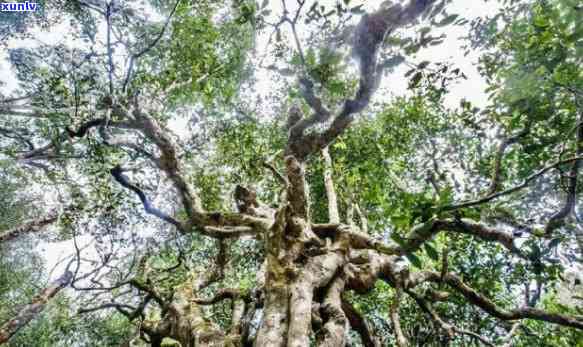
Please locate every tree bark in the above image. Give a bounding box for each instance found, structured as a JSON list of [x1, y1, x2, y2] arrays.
[[342, 299, 381, 347], [389, 287, 408, 347], [316, 276, 348, 347], [322, 147, 339, 224]]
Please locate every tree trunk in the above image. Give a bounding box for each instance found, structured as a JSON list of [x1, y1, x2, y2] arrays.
[[254, 170, 350, 346]]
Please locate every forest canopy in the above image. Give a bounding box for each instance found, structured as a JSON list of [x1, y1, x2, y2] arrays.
[[0, 0, 582, 346]]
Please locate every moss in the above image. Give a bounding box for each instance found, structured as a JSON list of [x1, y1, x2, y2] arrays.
[[161, 337, 182, 346]]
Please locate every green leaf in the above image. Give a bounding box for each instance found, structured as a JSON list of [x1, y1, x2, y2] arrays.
[[533, 15, 548, 28], [391, 232, 406, 246], [391, 214, 410, 230], [406, 253, 422, 268], [531, 244, 541, 259], [381, 55, 405, 70], [435, 14, 459, 27], [350, 5, 365, 14], [404, 68, 416, 77], [333, 141, 347, 150], [424, 243, 439, 261], [548, 238, 561, 249], [326, 80, 345, 95], [409, 71, 423, 88], [417, 61, 430, 69], [419, 26, 431, 36]]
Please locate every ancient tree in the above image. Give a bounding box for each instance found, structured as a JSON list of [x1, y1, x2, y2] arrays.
[[0, 0, 582, 346]]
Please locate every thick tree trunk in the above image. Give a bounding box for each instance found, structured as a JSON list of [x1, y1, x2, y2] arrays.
[[255, 157, 349, 346], [0, 271, 72, 344], [256, 239, 348, 346]]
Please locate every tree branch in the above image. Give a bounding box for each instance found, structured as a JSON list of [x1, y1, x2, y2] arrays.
[[0, 126, 34, 149], [202, 225, 257, 239], [193, 288, 245, 305], [322, 146, 339, 223], [262, 161, 288, 186], [545, 113, 582, 235], [16, 118, 136, 160], [409, 271, 583, 330], [406, 288, 495, 346], [132, 109, 203, 220], [487, 127, 529, 195], [443, 155, 583, 211], [105, 2, 115, 96], [389, 286, 409, 347], [0, 211, 60, 243], [341, 299, 381, 347], [122, 0, 181, 92], [0, 271, 73, 344], [110, 165, 186, 231], [317, 275, 348, 346], [287, 1, 437, 160]]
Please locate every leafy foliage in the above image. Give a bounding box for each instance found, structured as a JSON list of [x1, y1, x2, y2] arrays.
[[0, 0, 582, 345]]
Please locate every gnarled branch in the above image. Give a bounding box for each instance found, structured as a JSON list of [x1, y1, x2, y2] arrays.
[[287, 1, 438, 160], [110, 165, 186, 231], [408, 271, 583, 330]]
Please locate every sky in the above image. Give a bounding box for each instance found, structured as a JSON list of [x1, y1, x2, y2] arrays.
[[0, 0, 502, 279], [0, 0, 500, 104], [252, 0, 500, 109]]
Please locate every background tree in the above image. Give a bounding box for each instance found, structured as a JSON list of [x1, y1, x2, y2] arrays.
[[0, 0, 582, 346]]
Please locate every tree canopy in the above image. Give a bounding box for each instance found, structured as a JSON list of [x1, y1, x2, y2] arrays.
[[0, 0, 582, 346]]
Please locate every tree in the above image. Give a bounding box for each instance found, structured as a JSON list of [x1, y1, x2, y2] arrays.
[[0, 0, 582, 346]]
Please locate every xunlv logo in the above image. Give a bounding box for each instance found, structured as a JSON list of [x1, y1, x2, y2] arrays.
[[1, 2, 37, 11]]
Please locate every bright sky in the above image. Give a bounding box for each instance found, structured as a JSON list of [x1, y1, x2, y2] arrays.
[[0, 0, 501, 279], [256, 0, 500, 109]]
